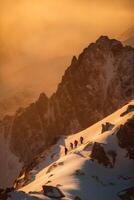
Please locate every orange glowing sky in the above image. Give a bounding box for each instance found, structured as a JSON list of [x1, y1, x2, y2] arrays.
[[0, 0, 134, 97]]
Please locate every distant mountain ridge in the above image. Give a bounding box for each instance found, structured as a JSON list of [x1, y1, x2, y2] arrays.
[[0, 90, 37, 120], [0, 36, 134, 188]]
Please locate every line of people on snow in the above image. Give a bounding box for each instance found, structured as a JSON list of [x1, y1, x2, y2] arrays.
[[64, 136, 84, 155]]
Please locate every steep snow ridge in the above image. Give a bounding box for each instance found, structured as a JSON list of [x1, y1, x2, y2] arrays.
[[9, 100, 134, 200], [67, 100, 134, 145]]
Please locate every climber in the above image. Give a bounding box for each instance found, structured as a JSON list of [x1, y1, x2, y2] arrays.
[[74, 140, 78, 148], [64, 147, 68, 155], [80, 136, 84, 144], [70, 142, 73, 150]]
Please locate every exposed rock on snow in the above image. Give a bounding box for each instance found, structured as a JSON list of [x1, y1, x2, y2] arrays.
[[42, 185, 65, 198], [46, 162, 64, 174], [90, 142, 112, 167], [75, 169, 85, 176], [116, 116, 134, 159], [101, 122, 114, 133], [120, 104, 134, 116], [13, 157, 40, 189], [107, 150, 117, 167]]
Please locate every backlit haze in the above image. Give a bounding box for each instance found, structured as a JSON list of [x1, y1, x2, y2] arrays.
[[0, 0, 134, 98]]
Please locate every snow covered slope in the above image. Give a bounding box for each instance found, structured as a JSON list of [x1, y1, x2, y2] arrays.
[[8, 100, 134, 200]]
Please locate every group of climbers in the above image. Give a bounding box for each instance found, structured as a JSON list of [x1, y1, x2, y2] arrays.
[[64, 136, 84, 155]]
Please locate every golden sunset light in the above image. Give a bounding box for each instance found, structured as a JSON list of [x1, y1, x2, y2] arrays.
[[0, 0, 133, 96], [0, 1, 134, 199]]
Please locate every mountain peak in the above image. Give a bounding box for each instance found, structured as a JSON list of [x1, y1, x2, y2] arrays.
[[96, 35, 122, 47], [38, 92, 48, 102], [36, 92, 48, 111], [71, 56, 77, 65], [96, 35, 110, 43]]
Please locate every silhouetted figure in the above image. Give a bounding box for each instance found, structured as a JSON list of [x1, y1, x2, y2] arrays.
[[64, 147, 68, 155], [74, 140, 78, 148], [80, 136, 84, 144], [70, 142, 73, 150]]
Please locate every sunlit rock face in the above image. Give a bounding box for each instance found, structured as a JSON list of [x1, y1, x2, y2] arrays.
[[51, 36, 134, 133], [0, 36, 134, 187]]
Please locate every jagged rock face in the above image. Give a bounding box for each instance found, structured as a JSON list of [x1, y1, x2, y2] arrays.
[[1, 36, 134, 187], [104, 45, 134, 115], [51, 36, 134, 133], [116, 116, 134, 159], [10, 93, 53, 163]]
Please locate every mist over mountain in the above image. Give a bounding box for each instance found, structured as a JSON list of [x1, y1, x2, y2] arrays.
[[0, 36, 134, 190], [1, 0, 133, 99], [0, 90, 37, 120], [120, 25, 134, 47], [1, 25, 133, 122]]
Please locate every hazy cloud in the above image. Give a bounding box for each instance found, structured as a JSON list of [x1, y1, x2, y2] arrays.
[[0, 0, 133, 97]]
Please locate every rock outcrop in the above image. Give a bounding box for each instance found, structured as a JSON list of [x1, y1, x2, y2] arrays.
[[120, 104, 134, 116], [90, 142, 112, 167], [117, 116, 134, 159], [101, 122, 114, 133], [42, 185, 65, 198]]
